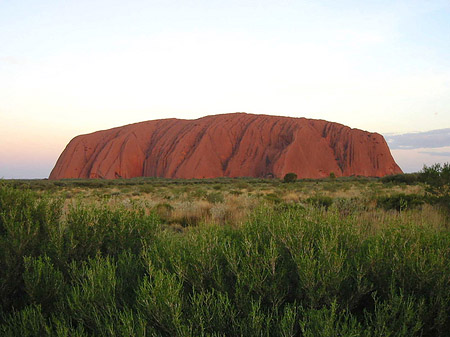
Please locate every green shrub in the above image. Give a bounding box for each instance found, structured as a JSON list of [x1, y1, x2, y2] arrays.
[[66, 256, 119, 332], [138, 184, 154, 194], [376, 193, 424, 211], [176, 214, 204, 227], [235, 182, 249, 189], [206, 191, 224, 204], [154, 203, 174, 222], [381, 173, 421, 185], [421, 163, 450, 212], [136, 271, 187, 335], [188, 290, 237, 335], [190, 188, 208, 199], [306, 195, 333, 210], [0, 185, 62, 312], [1, 182, 450, 335], [363, 288, 424, 336], [274, 202, 305, 213], [299, 301, 363, 336], [23, 255, 64, 313], [0, 305, 49, 337], [265, 192, 283, 204], [283, 173, 297, 183], [229, 189, 243, 196], [334, 197, 368, 216]]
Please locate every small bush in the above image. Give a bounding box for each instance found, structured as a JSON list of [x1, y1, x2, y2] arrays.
[[381, 173, 420, 185], [154, 203, 174, 222], [190, 189, 208, 199], [229, 190, 243, 196], [206, 192, 224, 204], [334, 197, 368, 216], [306, 195, 333, 210], [265, 193, 283, 204], [274, 202, 305, 212], [23, 255, 64, 313], [421, 163, 450, 213], [376, 194, 424, 211], [235, 182, 249, 189], [138, 185, 154, 194], [283, 173, 297, 183]]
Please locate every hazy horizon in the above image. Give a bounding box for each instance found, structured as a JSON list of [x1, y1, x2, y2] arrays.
[[1, 0, 449, 178], [1, 114, 448, 179]]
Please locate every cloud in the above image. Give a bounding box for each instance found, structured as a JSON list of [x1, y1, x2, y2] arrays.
[[419, 151, 450, 157], [385, 128, 450, 149], [385, 129, 450, 172], [0, 56, 24, 65], [391, 146, 450, 173]]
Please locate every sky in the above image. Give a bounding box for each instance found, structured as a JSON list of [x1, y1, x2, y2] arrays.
[[1, 0, 450, 178]]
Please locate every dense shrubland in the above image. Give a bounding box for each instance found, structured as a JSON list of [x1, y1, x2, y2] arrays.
[[0, 171, 449, 336]]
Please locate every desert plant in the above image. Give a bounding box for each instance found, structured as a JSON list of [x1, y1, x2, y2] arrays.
[[381, 173, 421, 185], [136, 270, 187, 335], [283, 173, 297, 183], [206, 191, 224, 204], [265, 192, 283, 204], [154, 202, 174, 222], [306, 195, 333, 210], [421, 163, 450, 212], [23, 255, 64, 313], [376, 193, 424, 212], [1, 180, 449, 335]]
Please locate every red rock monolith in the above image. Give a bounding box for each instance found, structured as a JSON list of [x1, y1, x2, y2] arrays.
[[49, 113, 402, 179]]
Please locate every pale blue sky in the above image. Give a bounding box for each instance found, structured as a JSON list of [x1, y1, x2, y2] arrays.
[[1, 0, 450, 178]]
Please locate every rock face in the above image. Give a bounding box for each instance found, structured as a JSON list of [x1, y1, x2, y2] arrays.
[[49, 113, 402, 179]]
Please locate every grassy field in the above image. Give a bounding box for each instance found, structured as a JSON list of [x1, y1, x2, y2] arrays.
[[0, 176, 449, 336]]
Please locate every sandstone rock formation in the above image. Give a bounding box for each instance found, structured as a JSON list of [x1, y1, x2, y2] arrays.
[[49, 113, 402, 179]]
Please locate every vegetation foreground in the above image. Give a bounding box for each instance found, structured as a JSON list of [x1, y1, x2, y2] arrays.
[[0, 171, 449, 336]]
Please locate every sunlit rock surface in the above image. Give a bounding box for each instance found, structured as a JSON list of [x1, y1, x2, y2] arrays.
[[50, 113, 402, 179]]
